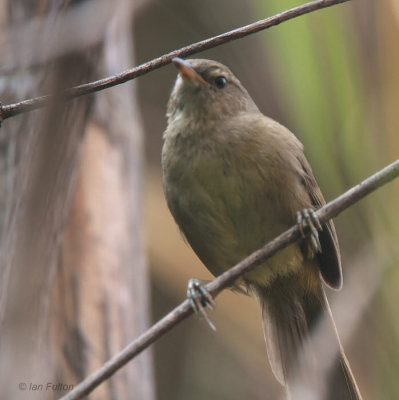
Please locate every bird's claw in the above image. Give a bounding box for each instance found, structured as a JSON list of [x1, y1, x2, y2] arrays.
[[296, 208, 322, 253], [187, 279, 216, 331]]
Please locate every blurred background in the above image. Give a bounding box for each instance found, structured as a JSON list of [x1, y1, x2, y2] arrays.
[[0, 0, 398, 399], [135, 0, 399, 399]]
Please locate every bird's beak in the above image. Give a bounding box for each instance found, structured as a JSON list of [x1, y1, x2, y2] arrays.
[[172, 57, 208, 86]]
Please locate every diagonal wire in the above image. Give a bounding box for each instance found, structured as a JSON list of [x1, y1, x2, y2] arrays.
[[0, 0, 351, 122], [59, 158, 399, 400]]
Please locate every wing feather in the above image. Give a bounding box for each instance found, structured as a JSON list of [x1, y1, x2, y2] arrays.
[[297, 154, 342, 289]]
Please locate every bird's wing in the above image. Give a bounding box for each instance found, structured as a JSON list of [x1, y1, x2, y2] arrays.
[[297, 153, 342, 289]]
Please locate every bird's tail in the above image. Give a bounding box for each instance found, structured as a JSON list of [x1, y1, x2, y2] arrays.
[[254, 272, 362, 400]]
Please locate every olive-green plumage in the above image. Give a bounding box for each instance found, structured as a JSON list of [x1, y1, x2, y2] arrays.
[[162, 58, 362, 399]]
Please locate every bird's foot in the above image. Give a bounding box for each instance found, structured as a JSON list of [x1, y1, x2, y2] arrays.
[[296, 208, 322, 253], [187, 279, 216, 331]]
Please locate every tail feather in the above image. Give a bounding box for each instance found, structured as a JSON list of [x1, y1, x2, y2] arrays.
[[254, 272, 362, 400]]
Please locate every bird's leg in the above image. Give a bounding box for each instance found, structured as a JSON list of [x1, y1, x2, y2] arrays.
[[296, 208, 322, 253], [187, 279, 217, 331]]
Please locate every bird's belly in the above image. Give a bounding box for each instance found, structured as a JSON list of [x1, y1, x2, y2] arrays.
[[243, 244, 304, 287], [166, 160, 304, 287]]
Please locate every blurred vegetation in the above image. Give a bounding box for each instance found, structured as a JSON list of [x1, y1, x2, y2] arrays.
[[134, 0, 399, 399]]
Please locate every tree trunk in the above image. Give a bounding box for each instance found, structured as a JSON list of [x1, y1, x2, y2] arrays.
[[0, 1, 154, 399]]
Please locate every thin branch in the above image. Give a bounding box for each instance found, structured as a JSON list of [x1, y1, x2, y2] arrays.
[[0, 0, 351, 121], [60, 158, 399, 400]]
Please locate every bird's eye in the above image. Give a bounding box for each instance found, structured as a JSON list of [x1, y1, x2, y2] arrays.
[[215, 76, 227, 89]]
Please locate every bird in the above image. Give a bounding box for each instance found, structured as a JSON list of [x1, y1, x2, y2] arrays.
[[161, 57, 362, 400]]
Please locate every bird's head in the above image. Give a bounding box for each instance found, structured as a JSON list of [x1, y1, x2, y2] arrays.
[[167, 58, 258, 123]]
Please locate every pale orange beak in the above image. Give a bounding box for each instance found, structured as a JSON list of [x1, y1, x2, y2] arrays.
[[172, 57, 208, 86]]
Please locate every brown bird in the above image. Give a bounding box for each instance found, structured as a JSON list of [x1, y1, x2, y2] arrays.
[[162, 57, 362, 399]]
